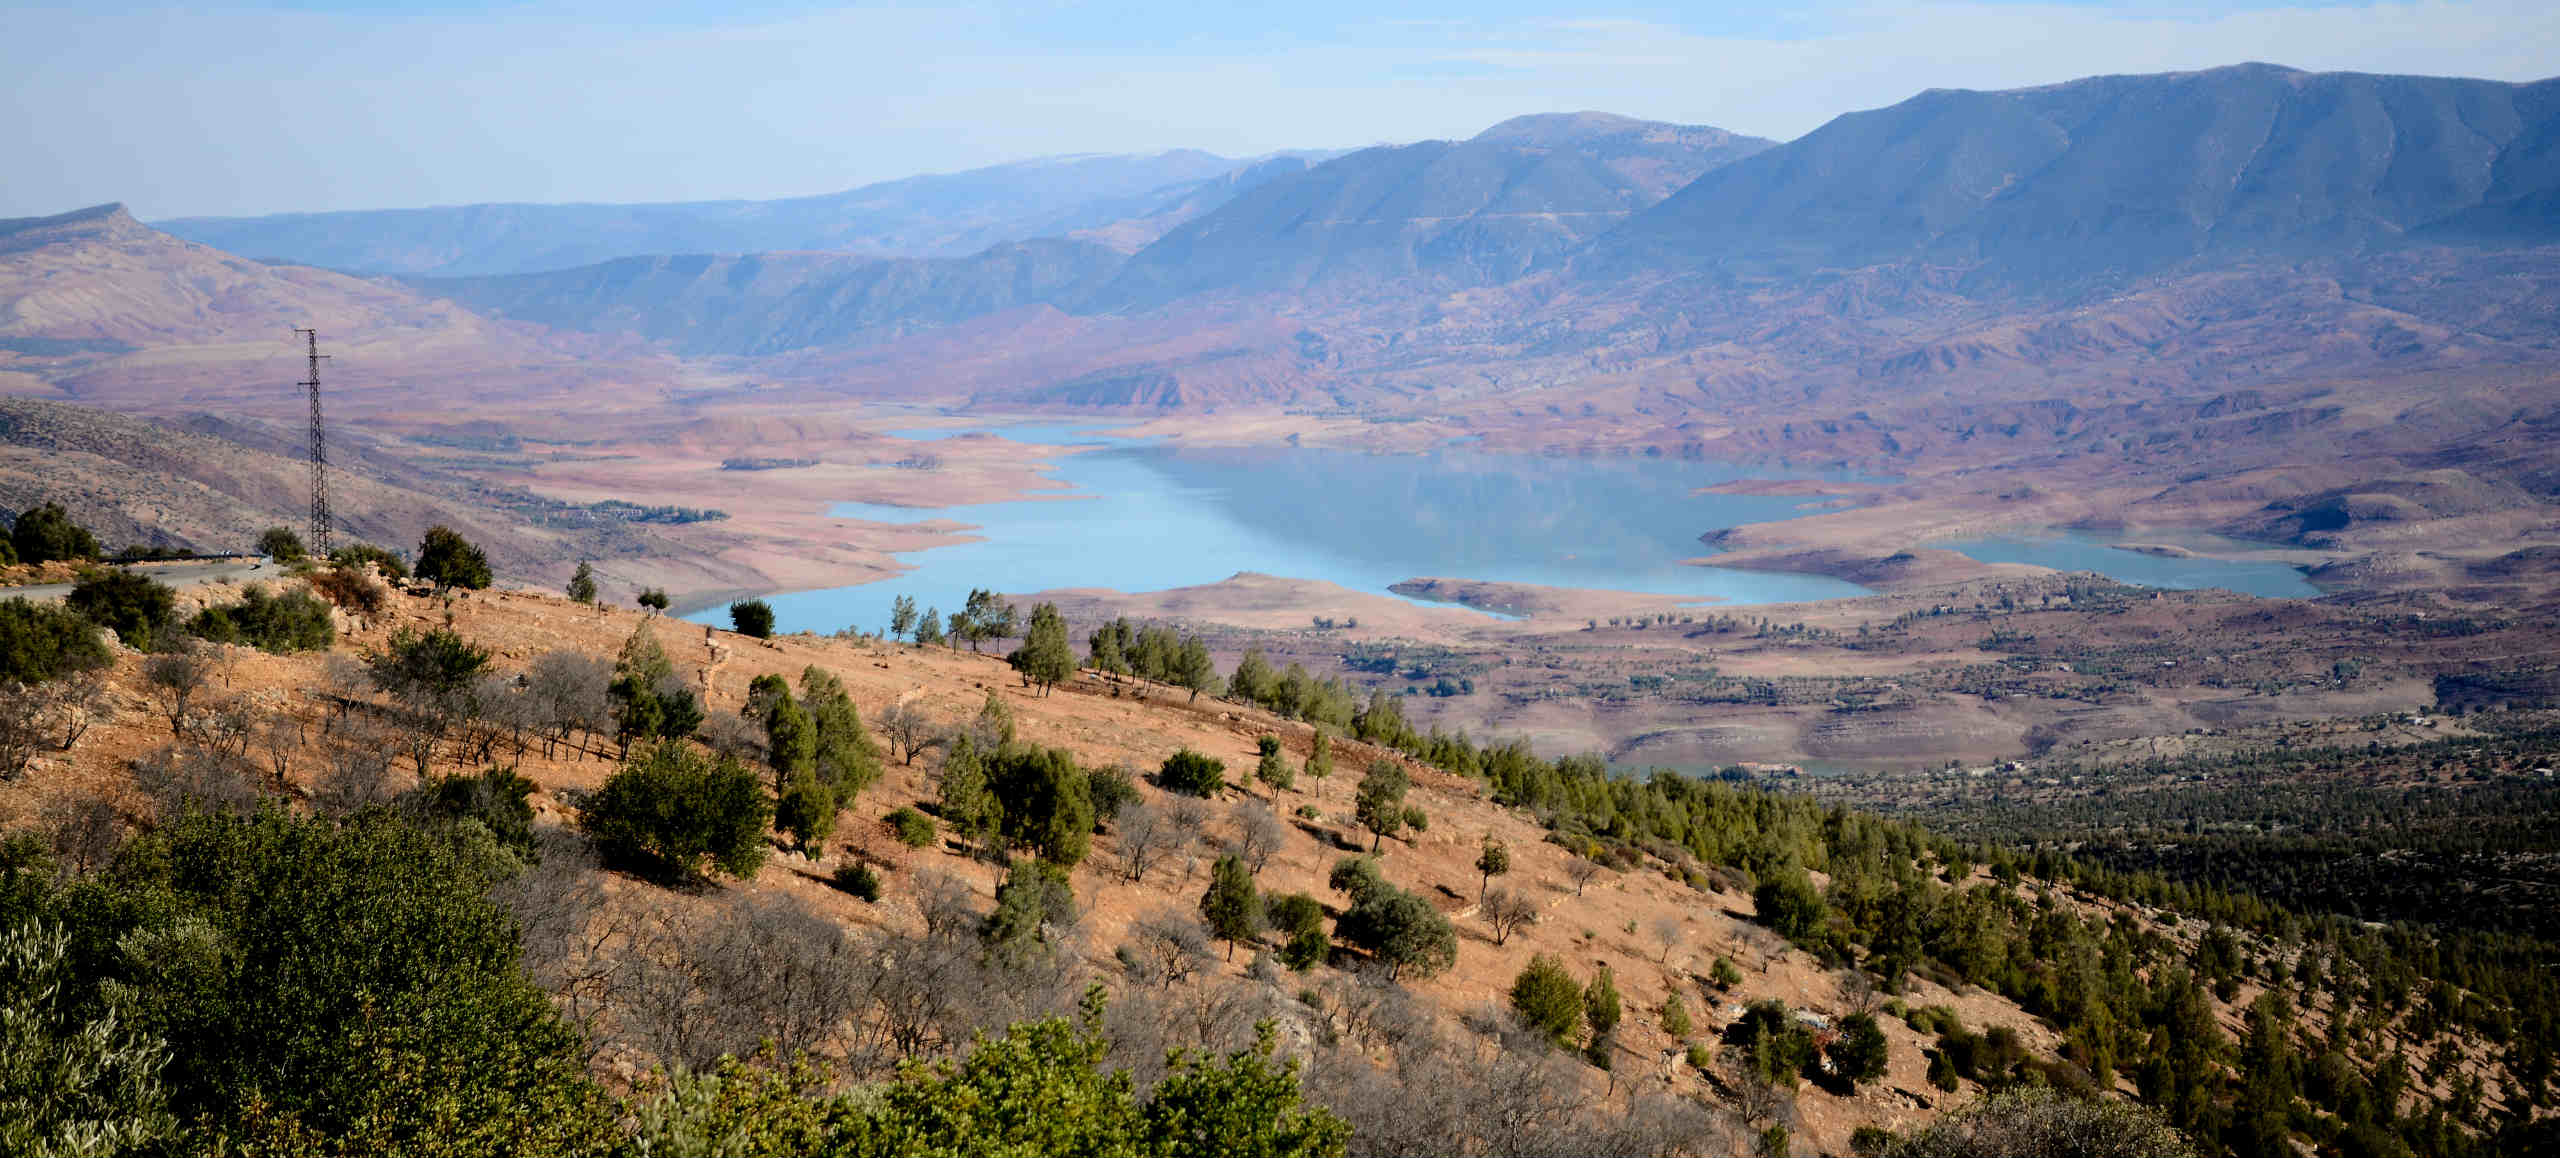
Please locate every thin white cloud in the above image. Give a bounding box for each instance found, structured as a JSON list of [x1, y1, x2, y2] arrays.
[[0, 1, 2548, 218]]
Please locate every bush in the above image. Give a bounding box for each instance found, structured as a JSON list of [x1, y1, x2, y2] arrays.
[[774, 773, 837, 855], [887, 806, 938, 848], [1157, 749, 1226, 798], [990, 744, 1093, 867], [11, 502, 99, 565], [730, 598, 776, 639], [414, 525, 492, 590], [1086, 763, 1139, 827], [1510, 954, 1586, 1048], [1264, 891, 1329, 972], [1583, 964, 1622, 1038], [1833, 1012, 1891, 1088], [1333, 879, 1456, 981], [1886, 1087, 2198, 1158], [835, 862, 883, 902], [308, 566, 388, 622], [1711, 955, 1744, 990], [578, 741, 772, 882], [1752, 867, 1827, 944], [20, 807, 612, 1151], [404, 766, 539, 858], [636, 588, 670, 612], [1732, 1000, 1818, 1088], [65, 569, 176, 651], [1851, 1125, 1898, 1158], [329, 542, 408, 580], [257, 526, 306, 562], [187, 585, 334, 653], [0, 598, 108, 684]]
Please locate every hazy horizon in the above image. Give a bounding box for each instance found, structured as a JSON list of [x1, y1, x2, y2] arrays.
[[5, 0, 2555, 220]]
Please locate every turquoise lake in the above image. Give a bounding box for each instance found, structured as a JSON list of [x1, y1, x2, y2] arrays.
[[688, 425, 2316, 635]]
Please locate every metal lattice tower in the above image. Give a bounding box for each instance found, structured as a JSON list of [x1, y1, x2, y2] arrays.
[[293, 328, 332, 558]]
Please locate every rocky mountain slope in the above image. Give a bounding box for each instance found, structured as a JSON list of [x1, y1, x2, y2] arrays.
[[1594, 63, 2560, 285], [1097, 114, 1773, 306]]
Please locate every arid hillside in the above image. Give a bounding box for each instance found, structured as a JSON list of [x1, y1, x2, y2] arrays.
[[4, 576, 2539, 1155]]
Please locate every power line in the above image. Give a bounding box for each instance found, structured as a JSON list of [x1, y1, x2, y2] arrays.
[[293, 327, 332, 558]]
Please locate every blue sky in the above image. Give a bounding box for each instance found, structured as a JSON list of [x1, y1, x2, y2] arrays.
[[4, 1, 2552, 218]]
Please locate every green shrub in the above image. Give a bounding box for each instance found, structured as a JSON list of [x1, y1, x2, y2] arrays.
[[835, 862, 883, 902], [1832, 1012, 1891, 1088], [406, 766, 539, 858], [414, 525, 491, 590], [1850, 1125, 1897, 1158], [887, 806, 938, 848], [257, 526, 306, 562], [990, 744, 1093, 867], [1333, 879, 1456, 980], [636, 588, 670, 612], [1510, 954, 1586, 1048], [187, 585, 334, 653], [774, 773, 838, 855], [1732, 1000, 1818, 1087], [1157, 748, 1226, 798], [1752, 867, 1828, 944], [327, 543, 408, 580], [1085, 763, 1139, 828], [1711, 955, 1744, 990], [730, 598, 776, 639], [10, 502, 99, 565], [578, 742, 772, 882], [0, 597, 108, 684], [22, 807, 612, 1151], [65, 569, 176, 651]]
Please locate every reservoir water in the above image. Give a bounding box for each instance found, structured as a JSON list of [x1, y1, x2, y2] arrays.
[[690, 425, 2315, 635]]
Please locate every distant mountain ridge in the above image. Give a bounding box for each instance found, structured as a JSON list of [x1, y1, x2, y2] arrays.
[[1098, 113, 1774, 305], [412, 238, 1126, 357], [1594, 63, 2560, 284], [154, 149, 1332, 277]]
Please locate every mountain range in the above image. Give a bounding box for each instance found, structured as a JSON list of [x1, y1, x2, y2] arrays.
[[154, 149, 1332, 276], [1599, 63, 2560, 281], [8, 63, 2560, 404]]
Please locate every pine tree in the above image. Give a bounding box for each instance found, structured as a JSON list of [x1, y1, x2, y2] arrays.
[[1199, 853, 1262, 961], [1175, 637, 1218, 704], [889, 594, 917, 642], [1305, 729, 1333, 785], [1475, 835, 1511, 903], [566, 561, 597, 604], [914, 606, 945, 647], [1010, 602, 1075, 695], [1254, 734, 1293, 795], [414, 524, 492, 590], [1355, 763, 1409, 853], [1584, 964, 1623, 1039], [801, 666, 882, 802]]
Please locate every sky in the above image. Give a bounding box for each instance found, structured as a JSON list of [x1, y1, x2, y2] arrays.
[[4, 0, 2553, 219]]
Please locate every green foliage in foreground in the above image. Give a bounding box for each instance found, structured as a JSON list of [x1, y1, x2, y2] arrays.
[[0, 810, 611, 1156], [0, 597, 108, 684], [625, 998, 1348, 1158], [64, 570, 176, 652]]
